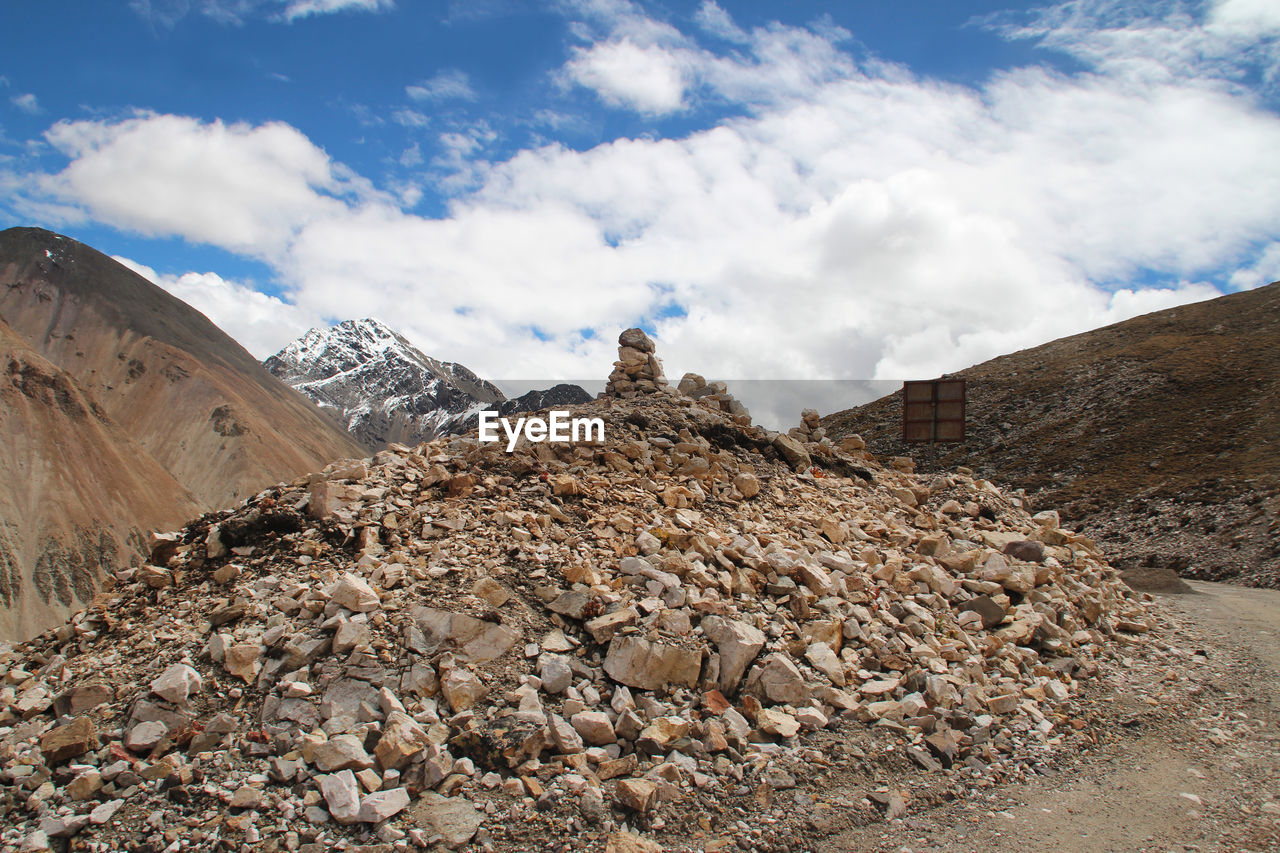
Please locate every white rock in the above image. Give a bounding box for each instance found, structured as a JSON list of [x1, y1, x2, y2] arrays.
[[319, 769, 362, 825], [89, 800, 124, 824], [538, 654, 573, 695], [570, 711, 617, 746], [357, 787, 410, 823], [225, 644, 263, 683], [756, 653, 808, 705], [150, 663, 202, 705], [313, 735, 375, 772], [441, 667, 487, 712], [124, 720, 168, 753], [804, 642, 846, 687], [330, 572, 380, 612], [700, 616, 765, 695]]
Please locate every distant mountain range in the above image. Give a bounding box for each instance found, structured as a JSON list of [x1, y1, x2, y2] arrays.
[[824, 281, 1280, 588], [265, 318, 592, 448], [0, 227, 365, 640]]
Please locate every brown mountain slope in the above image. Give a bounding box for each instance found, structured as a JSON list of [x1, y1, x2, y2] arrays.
[[0, 227, 367, 508], [823, 282, 1280, 587], [0, 318, 202, 639]]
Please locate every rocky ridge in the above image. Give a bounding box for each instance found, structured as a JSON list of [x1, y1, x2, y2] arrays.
[[0, 330, 1158, 852]]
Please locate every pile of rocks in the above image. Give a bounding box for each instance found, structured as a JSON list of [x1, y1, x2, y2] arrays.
[[789, 409, 826, 445], [604, 329, 669, 398], [0, 333, 1157, 853], [674, 374, 750, 425]]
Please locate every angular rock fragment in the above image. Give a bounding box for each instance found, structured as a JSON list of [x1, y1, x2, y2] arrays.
[[150, 663, 202, 705], [319, 769, 362, 824], [39, 717, 98, 765], [330, 572, 380, 612], [603, 635, 702, 692], [409, 792, 485, 849], [700, 616, 765, 695]]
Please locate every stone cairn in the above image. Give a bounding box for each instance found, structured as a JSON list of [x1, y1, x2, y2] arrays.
[[675, 373, 751, 425], [789, 408, 825, 444], [604, 328, 668, 397]]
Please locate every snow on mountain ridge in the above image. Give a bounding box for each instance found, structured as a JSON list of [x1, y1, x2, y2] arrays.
[[266, 317, 594, 450], [264, 318, 507, 449]]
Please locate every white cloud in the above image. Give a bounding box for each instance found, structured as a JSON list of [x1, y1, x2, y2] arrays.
[[1227, 241, 1280, 290], [563, 39, 690, 115], [281, 0, 394, 21], [128, 0, 394, 27], [38, 113, 373, 258], [1209, 0, 1280, 33], [559, 1, 855, 114], [987, 0, 1280, 89], [19, 1, 1280, 403], [406, 70, 477, 103], [426, 123, 498, 193], [10, 94, 40, 114], [399, 142, 423, 168], [112, 256, 321, 357], [694, 1, 749, 44], [391, 109, 430, 128]]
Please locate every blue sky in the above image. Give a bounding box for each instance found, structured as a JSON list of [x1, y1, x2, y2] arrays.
[[2, 0, 1279, 388]]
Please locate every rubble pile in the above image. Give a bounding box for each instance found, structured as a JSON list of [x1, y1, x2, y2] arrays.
[[604, 329, 668, 397], [0, 331, 1157, 852]]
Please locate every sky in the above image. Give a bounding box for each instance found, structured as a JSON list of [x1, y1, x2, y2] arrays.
[[2, 0, 1279, 397]]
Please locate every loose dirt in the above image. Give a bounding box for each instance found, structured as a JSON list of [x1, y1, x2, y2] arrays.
[[819, 581, 1280, 853]]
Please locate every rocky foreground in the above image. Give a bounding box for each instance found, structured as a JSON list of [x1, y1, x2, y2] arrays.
[[0, 332, 1159, 852]]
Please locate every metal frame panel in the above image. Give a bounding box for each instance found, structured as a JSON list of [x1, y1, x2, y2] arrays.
[[901, 378, 966, 443]]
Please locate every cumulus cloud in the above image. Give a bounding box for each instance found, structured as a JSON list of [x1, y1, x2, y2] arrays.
[[406, 70, 477, 103], [563, 39, 690, 115], [113, 256, 320, 357], [559, 0, 855, 113], [1208, 0, 1280, 33], [694, 1, 749, 44], [19, 0, 1280, 404], [1227, 241, 1280, 290], [37, 113, 375, 258]]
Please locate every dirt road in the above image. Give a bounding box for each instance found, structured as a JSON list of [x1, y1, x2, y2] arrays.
[[819, 581, 1280, 853]]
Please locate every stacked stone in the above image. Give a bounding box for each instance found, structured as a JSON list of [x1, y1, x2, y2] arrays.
[[604, 328, 668, 397], [676, 373, 751, 424], [789, 408, 825, 443]]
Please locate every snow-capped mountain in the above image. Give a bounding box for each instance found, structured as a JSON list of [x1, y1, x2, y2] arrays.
[[264, 318, 508, 449]]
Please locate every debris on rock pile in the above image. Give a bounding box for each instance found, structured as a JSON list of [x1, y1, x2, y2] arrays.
[[0, 330, 1157, 852]]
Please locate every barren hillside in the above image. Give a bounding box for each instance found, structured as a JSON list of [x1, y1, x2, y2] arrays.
[[823, 282, 1280, 587], [0, 227, 366, 508], [0, 319, 201, 639], [0, 227, 366, 640]]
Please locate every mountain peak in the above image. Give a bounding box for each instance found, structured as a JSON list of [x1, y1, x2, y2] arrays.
[[265, 320, 508, 448]]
